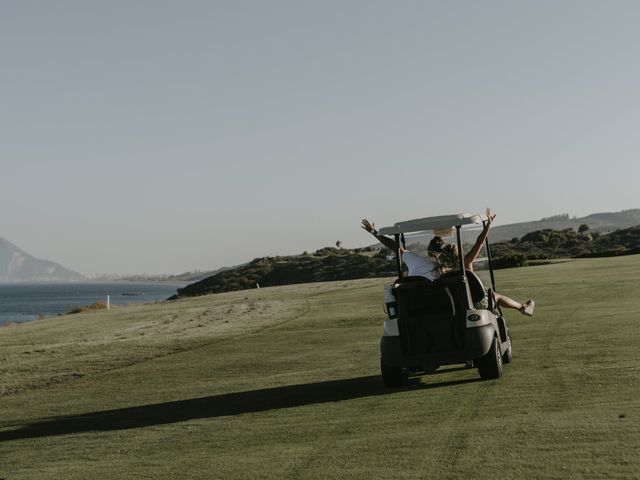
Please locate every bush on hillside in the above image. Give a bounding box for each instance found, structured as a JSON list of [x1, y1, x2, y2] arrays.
[[66, 301, 109, 315], [490, 225, 640, 265], [491, 254, 528, 269]]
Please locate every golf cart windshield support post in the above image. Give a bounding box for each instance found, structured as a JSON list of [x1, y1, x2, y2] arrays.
[[484, 232, 503, 315], [394, 234, 403, 278], [456, 226, 464, 273], [484, 233, 497, 291], [456, 226, 473, 310]]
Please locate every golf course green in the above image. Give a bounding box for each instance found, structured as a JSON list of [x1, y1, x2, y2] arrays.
[[1, 256, 638, 479]]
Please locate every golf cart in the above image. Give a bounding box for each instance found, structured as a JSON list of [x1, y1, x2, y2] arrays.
[[378, 213, 512, 387]]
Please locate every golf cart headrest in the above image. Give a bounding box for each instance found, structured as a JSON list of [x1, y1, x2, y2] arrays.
[[437, 270, 486, 305]]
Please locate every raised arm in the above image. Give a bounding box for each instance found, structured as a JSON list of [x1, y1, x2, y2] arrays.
[[464, 208, 496, 271], [361, 219, 402, 252]]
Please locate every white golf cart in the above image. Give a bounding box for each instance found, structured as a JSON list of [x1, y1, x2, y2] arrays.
[[378, 213, 512, 386]]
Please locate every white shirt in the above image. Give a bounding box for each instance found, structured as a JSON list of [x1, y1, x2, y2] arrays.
[[402, 251, 440, 281]]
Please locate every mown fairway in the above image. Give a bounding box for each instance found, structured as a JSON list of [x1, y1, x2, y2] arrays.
[[1, 256, 639, 479]]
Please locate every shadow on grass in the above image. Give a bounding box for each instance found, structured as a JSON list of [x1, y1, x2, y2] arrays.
[[0, 374, 479, 441]]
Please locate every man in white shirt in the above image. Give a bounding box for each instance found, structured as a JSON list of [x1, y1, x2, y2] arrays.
[[400, 250, 440, 281]]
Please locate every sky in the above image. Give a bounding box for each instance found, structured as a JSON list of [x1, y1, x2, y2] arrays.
[[2, 0, 639, 275]]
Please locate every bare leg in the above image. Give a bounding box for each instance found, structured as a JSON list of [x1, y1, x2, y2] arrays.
[[494, 292, 533, 314]]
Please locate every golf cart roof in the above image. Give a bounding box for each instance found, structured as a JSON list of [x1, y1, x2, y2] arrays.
[[378, 213, 483, 236]]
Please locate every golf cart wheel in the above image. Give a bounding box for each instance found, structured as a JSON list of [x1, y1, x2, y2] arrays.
[[381, 359, 408, 387], [502, 335, 513, 364], [477, 336, 503, 380]]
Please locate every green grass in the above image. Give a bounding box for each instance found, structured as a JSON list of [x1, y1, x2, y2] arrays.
[[1, 257, 639, 479]]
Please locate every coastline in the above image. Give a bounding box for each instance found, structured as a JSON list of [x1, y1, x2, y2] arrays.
[[0, 281, 187, 326]]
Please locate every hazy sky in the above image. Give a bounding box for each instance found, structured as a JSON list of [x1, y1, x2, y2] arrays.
[[2, 1, 639, 275]]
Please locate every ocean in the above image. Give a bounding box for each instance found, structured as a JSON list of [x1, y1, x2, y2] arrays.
[[0, 282, 184, 326]]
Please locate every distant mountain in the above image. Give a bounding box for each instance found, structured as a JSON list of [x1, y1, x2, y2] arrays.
[[489, 209, 640, 242], [0, 238, 84, 282]]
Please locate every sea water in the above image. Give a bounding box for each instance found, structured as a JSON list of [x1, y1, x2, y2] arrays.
[[0, 282, 184, 326]]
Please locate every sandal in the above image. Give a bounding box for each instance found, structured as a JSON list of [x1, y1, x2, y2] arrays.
[[520, 300, 535, 317]]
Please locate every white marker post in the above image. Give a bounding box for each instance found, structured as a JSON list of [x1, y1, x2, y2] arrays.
[[107, 295, 110, 310]]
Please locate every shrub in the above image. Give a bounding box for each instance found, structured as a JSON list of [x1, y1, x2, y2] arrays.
[[492, 254, 527, 269], [67, 301, 109, 315]]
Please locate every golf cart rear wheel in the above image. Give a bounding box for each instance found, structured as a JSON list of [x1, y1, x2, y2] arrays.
[[381, 359, 408, 387], [477, 336, 503, 380]]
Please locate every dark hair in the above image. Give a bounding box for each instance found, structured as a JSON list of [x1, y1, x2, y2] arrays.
[[428, 236, 459, 274], [439, 243, 459, 270], [427, 236, 445, 256]]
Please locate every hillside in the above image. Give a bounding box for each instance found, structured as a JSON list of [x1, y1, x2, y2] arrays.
[[172, 224, 640, 298], [171, 247, 394, 299], [490, 225, 640, 268], [0, 238, 83, 283], [488, 208, 640, 241]]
